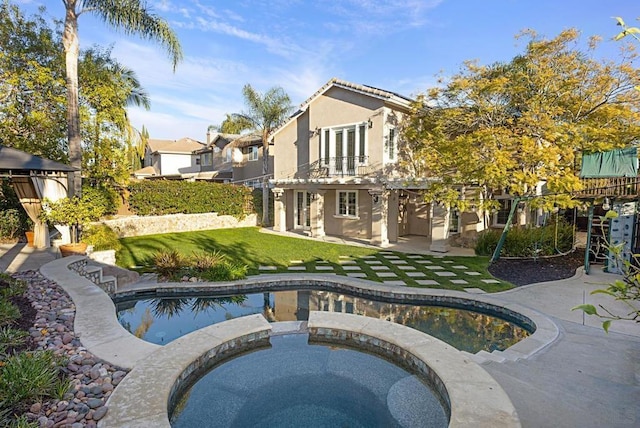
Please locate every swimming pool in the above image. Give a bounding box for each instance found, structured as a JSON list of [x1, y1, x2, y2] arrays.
[[116, 288, 531, 353]]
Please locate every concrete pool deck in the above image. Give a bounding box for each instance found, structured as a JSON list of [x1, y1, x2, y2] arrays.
[[2, 242, 640, 427]]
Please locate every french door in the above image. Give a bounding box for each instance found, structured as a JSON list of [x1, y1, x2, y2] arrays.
[[295, 191, 311, 230]]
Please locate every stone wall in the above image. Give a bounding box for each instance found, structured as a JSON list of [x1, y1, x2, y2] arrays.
[[100, 213, 258, 238]]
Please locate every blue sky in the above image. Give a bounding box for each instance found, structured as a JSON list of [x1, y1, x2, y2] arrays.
[[15, 0, 640, 141]]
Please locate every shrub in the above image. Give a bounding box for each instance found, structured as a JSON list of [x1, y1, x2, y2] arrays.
[[191, 250, 225, 270], [0, 350, 68, 408], [128, 181, 253, 218], [153, 250, 184, 277], [0, 327, 29, 356], [0, 300, 20, 327], [0, 273, 26, 299], [82, 185, 118, 216], [83, 224, 122, 252], [0, 209, 22, 241], [198, 261, 248, 281], [475, 218, 574, 258]]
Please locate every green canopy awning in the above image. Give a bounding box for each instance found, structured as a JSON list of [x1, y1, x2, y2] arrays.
[[580, 147, 638, 178]]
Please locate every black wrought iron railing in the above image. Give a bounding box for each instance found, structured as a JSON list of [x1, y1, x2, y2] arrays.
[[303, 156, 372, 177]]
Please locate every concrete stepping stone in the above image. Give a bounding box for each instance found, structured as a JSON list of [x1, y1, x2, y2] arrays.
[[481, 279, 501, 284], [362, 255, 377, 259], [397, 265, 416, 270], [389, 259, 408, 264], [415, 260, 433, 264], [288, 266, 306, 271], [465, 271, 481, 276], [464, 288, 487, 294], [376, 272, 398, 278], [416, 279, 439, 286], [316, 266, 334, 271], [339, 260, 356, 264], [442, 260, 454, 264], [424, 265, 443, 270], [364, 260, 382, 265], [452, 265, 468, 269], [434, 271, 456, 277], [407, 255, 423, 258], [342, 266, 362, 271], [383, 280, 407, 286], [371, 265, 390, 271], [347, 273, 367, 278], [406, 272, 426, 277], [259, 266, 277, 271], [450, 279, 469, 285], [385, 255, 401, 259]]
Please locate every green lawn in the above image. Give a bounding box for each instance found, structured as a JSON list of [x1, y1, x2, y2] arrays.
[[117, 227, 512, 292]]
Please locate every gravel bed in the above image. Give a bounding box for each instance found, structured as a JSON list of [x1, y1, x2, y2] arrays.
[[12, 271, 129, 428]]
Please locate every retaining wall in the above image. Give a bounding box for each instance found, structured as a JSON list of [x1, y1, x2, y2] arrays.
[[100, 213, 258, 238]]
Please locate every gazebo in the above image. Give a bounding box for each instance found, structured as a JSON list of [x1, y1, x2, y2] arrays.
[[0, 145, 77, 248]]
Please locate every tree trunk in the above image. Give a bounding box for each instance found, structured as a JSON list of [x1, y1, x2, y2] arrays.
[[63, 2, 82, 197], [262, 138, 270, 226]]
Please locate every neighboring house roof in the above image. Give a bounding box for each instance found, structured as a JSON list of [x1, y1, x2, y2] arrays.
[[196, 133, 242, 153], [133, 166, 157, 177], [271, 77, 414, 139], [229, 134, 262, 149], [147, 137, 205, 154], [0, 145, 77, 174]]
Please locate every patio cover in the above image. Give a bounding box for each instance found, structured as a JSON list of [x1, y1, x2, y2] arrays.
[[0, 145, 77, 248]]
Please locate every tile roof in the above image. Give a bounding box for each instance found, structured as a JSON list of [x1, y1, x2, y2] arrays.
[[147, 137, 205, 154]]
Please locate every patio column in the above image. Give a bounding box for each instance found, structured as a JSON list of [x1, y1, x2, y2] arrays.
[[311, 190, 326, 238], [369, 189, 389, 247], [273, 188, 286, 232], [430, 203, 450, 252]]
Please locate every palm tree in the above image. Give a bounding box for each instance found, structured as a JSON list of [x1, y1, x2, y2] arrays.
[[229, 84, 293, 225], [62, 0, 182, 196]]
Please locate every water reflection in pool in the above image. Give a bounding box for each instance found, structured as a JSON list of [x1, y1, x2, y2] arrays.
[[116, 290, 530, 353]]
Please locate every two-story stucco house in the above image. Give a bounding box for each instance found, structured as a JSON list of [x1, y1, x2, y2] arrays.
[[138, 137, 205, 177], [270, 78, 486, 252]]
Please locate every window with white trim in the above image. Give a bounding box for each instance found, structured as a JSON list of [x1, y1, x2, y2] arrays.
[[337, 190, 358, 217], [493, 199, 512, 226], [225, 148, 232, 163], [319, 123, 367, 165], [248, 146, 258, 161]]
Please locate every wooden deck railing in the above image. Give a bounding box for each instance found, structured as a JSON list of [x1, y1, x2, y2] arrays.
[[575, 176, 640, 199]]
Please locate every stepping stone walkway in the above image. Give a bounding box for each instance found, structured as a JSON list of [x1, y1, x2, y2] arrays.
[[255, 252, 503, 290]]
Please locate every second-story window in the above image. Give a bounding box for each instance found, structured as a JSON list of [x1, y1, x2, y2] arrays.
[[319, 123, 368, 173], [248, 146, 259, 161]]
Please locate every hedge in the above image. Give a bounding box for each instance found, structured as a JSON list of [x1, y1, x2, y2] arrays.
[[128, 181, 254, 218]]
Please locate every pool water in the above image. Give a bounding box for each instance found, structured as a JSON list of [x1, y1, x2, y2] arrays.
[[170, 334, 448, 428], [116, 289, 530, 353]]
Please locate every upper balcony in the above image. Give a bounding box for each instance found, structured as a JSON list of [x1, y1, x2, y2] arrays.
[[301, 156, 375, 178]]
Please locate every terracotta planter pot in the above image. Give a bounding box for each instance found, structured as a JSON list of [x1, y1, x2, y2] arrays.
[[25, 231, 34, 247], [59, 242, 88, 257]]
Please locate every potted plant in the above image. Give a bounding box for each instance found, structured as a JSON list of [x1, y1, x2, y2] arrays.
[[42, 195, 106, 257]]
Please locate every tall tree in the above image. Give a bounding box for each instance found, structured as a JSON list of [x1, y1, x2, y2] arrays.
[[209, 114, 253, 135], [0, 1, 67, 160], [402, 29, 640, 212], [62, 0, 182, 196], [79, 46, 150, 187], [228, 84, 293, 225]]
